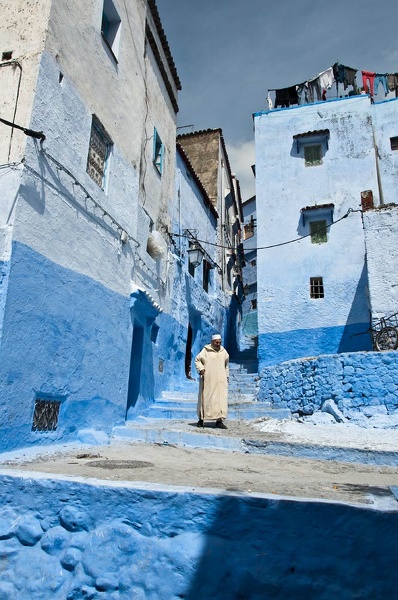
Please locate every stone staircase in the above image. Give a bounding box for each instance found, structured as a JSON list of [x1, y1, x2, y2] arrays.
[[112, 359, 290, 448]]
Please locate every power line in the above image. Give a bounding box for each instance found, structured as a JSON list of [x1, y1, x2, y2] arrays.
[[172, 208, 361, 252], [0, 116, 45, 141]]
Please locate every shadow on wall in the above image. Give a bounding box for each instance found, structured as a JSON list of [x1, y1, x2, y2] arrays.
[[126, 292, 158, 420], [338, 262, 372, 353], [185, 494, 398, 600], [226, 294, 241, 359]]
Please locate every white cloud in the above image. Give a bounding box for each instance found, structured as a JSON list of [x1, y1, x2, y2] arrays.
[[227, 140, 256, 202]]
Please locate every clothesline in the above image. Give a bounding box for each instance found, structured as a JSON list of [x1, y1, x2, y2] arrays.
[[267, 62, 398, 109]]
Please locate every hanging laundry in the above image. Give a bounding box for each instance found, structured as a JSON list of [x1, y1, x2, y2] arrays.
[[387, 74, 398, 97], [267, 92, 273, 110], [322, 88, 327, 101], [274, 86, 299, 108], [307, 77, 322, 103], [374, 74, 389, 96], [296, 82, 309, 105], [318, 67, 335, 90], [344, 67, 357, 91], [333, 63, 358, 93], [333, 62, 345, 84], [362, 71, 376, 96]]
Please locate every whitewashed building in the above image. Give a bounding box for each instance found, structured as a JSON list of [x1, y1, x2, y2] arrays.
[[254, 95, 398, 369]]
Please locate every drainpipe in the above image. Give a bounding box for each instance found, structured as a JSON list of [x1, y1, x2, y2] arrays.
[[371, 117, 384, 206]]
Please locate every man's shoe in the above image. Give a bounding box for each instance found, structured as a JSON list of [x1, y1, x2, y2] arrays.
[[216, 420, 228, 429], [197, 419, 204, 428]]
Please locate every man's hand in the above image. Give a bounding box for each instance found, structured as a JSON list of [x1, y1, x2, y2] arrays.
[[200, 370, 205, 376]]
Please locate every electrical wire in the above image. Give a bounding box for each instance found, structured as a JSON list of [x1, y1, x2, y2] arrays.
[[0, 116, 45, 142], [41, 148, 140, 248], [172, 208, 361, 252]]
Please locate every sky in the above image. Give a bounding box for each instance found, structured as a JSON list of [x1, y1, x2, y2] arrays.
[[155, 0, 398, 200]]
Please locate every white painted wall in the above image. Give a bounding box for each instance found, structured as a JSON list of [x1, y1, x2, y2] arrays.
[[254, 96, 376, 364], [0, 0, 52, 162], [372, 98, 398, 205], [363, 205, 398, 322]]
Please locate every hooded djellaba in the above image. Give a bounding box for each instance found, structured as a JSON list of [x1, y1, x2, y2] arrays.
[[194, 334, 229, 428]]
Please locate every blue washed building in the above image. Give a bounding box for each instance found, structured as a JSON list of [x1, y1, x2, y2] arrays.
[[254, 95, 398, 369], [240, 195, 258, 355], [0, 0, 241, 452]]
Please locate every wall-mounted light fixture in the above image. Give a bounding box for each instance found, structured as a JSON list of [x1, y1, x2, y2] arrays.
[[187, 243, 204, 268]]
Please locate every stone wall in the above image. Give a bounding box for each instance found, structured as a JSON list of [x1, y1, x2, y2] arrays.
[[0, 472, 397, 599], [259, 350, 398, 417]]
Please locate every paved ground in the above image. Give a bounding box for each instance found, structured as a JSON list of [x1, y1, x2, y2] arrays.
[[1, 417, 398, 508]]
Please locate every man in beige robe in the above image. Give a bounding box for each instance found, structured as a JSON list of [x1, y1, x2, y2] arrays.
[[194, 334, 229, 429]]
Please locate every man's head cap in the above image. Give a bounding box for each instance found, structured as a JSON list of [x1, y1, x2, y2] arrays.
[[212, 334, 222, 341]]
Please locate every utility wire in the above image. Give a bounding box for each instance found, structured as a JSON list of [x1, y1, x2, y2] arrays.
[[172, 208, 361, 252], [0, 116, 45, 141]]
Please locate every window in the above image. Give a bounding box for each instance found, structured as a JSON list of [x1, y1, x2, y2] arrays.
[[310, 220, 327, 244], [390, 137, 398, 151], [153, 128, 164, 175], [32, 398, 61, 432], [86, 116, 112, 189], [151, 323, 159, 344], [310, 277, 324, 299], [304, 145, 322, 167], [101, 0, 121, 60], [244, 222, 254, 240]]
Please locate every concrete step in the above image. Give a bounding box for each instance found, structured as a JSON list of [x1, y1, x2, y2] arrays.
[[112, 417, 398, 467], [140, 401, 277, 421]]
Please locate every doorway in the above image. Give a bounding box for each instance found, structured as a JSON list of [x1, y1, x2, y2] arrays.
[[126, 320, 144, 418], [185, 323, 194, 380]]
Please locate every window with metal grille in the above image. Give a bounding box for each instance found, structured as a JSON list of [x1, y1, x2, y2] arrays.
[[86, 117, 112, 189], [310, 277, 324, 299], [390, 137, 398, 151], [32, 398, 61, 432], [310, 220, 327, 244], [304, 144, 322, 167], [153, 128, 164, 175], [101, 0, 121, 60]]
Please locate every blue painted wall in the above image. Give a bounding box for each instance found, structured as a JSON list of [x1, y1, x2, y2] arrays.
[[0, 241, 131, 451], [259, 350, 398, 417], [0, 472, 397, 599]]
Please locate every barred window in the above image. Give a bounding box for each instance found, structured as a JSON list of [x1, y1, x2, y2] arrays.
[[32, 398, 61, 432], [310, 277, 324, 299], [86, 116, 112, 189], [310, 220, 327, 244], [304, 144, 322, 167]]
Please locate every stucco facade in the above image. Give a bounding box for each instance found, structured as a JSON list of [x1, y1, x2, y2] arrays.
[[0, 0, 236, 452], [253, 95, 398, 368]]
